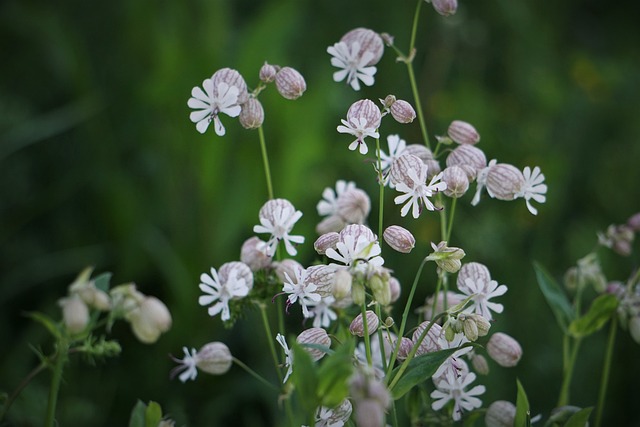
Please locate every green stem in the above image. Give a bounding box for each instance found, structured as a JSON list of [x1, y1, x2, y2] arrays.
[[361, 303, 373, 366], [406, 0, 431, 149], [259, 304, 283, 383], [557, 337, 582, 407], [595, 317, 617, 427], [376, 137, 385, 240], [409, 0, 423, 53], [45, 338, 69, 427], [232, 357, 278, 391], [0, 361, 47, 422], [258, 126, 274, 200], [445, 197, 457, 242]]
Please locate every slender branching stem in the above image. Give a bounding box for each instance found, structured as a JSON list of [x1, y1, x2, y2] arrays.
[[45, 337, 69, 427], [595, 317, 617, 427], [259, 304, 283, 383], [232, 357, 278, 391], [0, 361, 47, 422], [376, 136, 385, 240], [557, 337, 582, 407], [258, 125, 274, 200], [361, 302, 373, 366]]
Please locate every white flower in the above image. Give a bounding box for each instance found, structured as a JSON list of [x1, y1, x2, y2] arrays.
[[317, 180, 357, 217], [337, 117, 379, 155], [431, 370, 486, 421], [471, 159, 496, 206], [355, 331, 395, 380], [313, 400, 353, 427], [276, 333, 293, 383], [325, 234, 384, 272], [188, 80, 242, 136], [282, 266, 322, 317], [170, 347, 199, 383], [516, 166, 547, 215], [394, 165, 447, 218], [433, 333, 473, 378], [459, 277, 507, 321], [379, 134, 407, 175], [327, 41, 377, 91], [198, 267, 249, 321], [253, 199, 305, 257], [307, 296, 338, 328]]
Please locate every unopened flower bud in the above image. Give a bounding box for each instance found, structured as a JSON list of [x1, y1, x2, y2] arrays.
[[446, 144, 487, 181], [404, 144, 434, 163], [239, 98, 264, 129], [442, 165, 469, 198], [341, 28, 385, 65], [383, 225, 415, 254], [471, 353, 490, 375], [350, 311, 379, 337], [351, 282, 366, 305], [196, 342, 233, 375], [485, 400, 516, 427], [370, 274, 391, 305], [485, 163, 525, 201], [627, 212, 640, 232], [346, 99, 382, 130], [425, 241, 466, 273], [395, 337, 414, 361], [297, 327, 331, 361], [60, 294, 90, 334], [275, 67, 306, 100], [430, 0, 458, 16], [412, 321, 443, 355], [390, 99, 416, 123], [448, 120, 480, 145], [337, 188, 371, 224], [130, 296, 172, 344], [259, 62, 278, 83], [212, 68, 249, 104], [241, 237, 272, 271], [629, 316, 640, 345], [314, 232, 340, 255], [306, 265, 335, 297], [389, 276, 401, 303], [389, 154, 424, 188], [487, 332, 522, 367], [598, 224, 635, 256], [316, 214, 346, 234], [380, 94, 396, 109], [460, 313, 490, 341], [333, 269, 353, 299]]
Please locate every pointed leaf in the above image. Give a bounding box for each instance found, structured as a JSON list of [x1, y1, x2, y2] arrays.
[[534, 262, 574, 333], [564, 407, 593, 427], [128, 400, 146, 427], [144, 401, 163, 427], [317, 339, 353, 408], [291, 341, 319, 415], [569, 294, 618, 338], [514, 378, 531, 427], [93, 272, 112, 292], [390, 347, 460, 399], [25, 311, 62, 339]]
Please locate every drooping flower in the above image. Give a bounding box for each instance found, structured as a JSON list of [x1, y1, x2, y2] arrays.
[[458, 277, 507, 321], [431, 369, 486, 421], [337, 99, 381, 155], [394, 163, 447, 218], [282, 265, 322, 317], [317, 180, 357, 217], [275, 333, 293, 383], [328, 41, 377, 91], [325, 225, 384, 272], [307, 296, 338, 328], [170, 347, 199, 382], [378, 134, 407, 184], [188, 80, 242, 136], [170, 342, 233, 382], [517, 166, 547, 215], [253, 199, 305, 257], [198, 267, 249, 321]]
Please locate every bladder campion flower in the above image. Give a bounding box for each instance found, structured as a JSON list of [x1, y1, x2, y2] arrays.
[[337, 99, 381, 155], [517, 166, 547, 215], [393, 160, 447, 218], [253, 198, 305, 257], [276, 333, 293, 383], [328, 28, 383, 91], [188, 79, 242, 136], [431, 369, 486, 422], [198, 267, 250, 321], [170, 342, 233, 383], [458, 277, 507, 321], [281, 265, 322, 317]]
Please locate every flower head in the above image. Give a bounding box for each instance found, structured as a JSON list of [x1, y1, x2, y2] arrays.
[[516, 166, 547, 215], [431, 370, 485, 421], [328, 41, 377, 91], [198, 267, 250, 321], [458, 277, 507, 321], [253, 199, 305, 256], [337, 99, 381, 155], [393, 163, 447, 218], [188, 80, 241, 136], [276, 333, 293, 383], [282, 265, 322, 317]]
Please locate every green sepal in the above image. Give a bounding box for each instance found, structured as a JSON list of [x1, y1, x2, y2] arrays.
[[93, 272, 112, 292], [128, 400, 146, 427]]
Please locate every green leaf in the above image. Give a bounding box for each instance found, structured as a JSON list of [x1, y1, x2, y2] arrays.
[[291, 341, 319, 415], [93, 272, 112, 292], [317, 339, 353, 408], [390, 347, 460, 399], [128, 400, 146, 427], [25, 311, 62, 339], [534, 262, 574, 333], [144, 401, 163, 427], [564, 407, 593, 427], [514, 379, 531, 427], [569, 294, 618, 338]]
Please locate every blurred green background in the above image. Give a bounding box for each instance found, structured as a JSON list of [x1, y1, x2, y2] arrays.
[[2, 0, 640, 425]]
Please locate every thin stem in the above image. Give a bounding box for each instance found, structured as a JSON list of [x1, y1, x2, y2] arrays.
[[0, 361, 47, 421], [595, 317, 617, 427], [438, 195, 447, 241], [406, 64, 430, 150], [258, 126, 274, 200], [376, 137, 385, 240], [45, 337, 69, 427], [445, 197, 457, 242], [557, 337, 582, 407], [409, 0, 423, 53], [361, 303, 373, 366], [259, 304, 283, 383], [233, 357, 278, 391]]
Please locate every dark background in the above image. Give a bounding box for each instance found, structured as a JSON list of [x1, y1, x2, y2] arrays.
[[1, 0, 639, 425]]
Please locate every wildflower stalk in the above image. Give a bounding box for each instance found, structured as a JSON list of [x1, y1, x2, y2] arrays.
[[595, 316, 617, 427], [258, 304, 283, 383], [557, 337, 582, 407], [406, 0, 431, 149], [361, 302, 373, 366], [45, 337, 69, 427], [376, 136, 385, 239], [0, 360, 47, 422], [445, 197, 457, 242], [258, 125, 274, 200], [232, 357, 278, 391]]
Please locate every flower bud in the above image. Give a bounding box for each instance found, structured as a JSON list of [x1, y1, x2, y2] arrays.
[[259, 62, 278, 83], [333, 269, 353, 299], [442, 165, 469, 198], [487, 332, 522, 367], [425, 241, 466, 273], [129, 297, 172, 344], [314, 232, 340, 255], [460, 313, 490, 341], [485, 163, 525, 201], [219, 261, 254, 291], [380, 94, 396, 109], [369, 273, 391, 306], [211, 68, 249, 104], [316, 214, 346, 235], [350, 310, 379, 336], [196, 342, 233, 375], [403, 144, 434, 163], [627, 212, 640, 232], [389, 154, 424, 188], [485, 400, 516, 427], [629, 316, 640, 345], [341, 28, 385, 66], [339, 224, 377, 245], [297, 327, 331, 361], [351, 282, 366, 305], [446, 144, 487, 181], [430, 0, 458, 16], [337, 188, 371, 224], [383, 225, 415, 254], [448, 120, 480, 145], [389, 99, 416, 123], [395, 337, 414, 361], [275, 67, 306, 100], [389, 276, 401, 303], [471, 353, 490, 375], [60, 294, 90, 334], [412, 321, 443, 355], [346, 99, 382, 130], [274, 259, 304, 283], [238, 98, 264, 129], [306, 265, 336, 297], [241, 237, 272, 271]]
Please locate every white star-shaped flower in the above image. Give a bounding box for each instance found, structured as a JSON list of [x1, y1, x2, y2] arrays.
[[317, 180, 357, 217], [282, 266, 322, 318], [394, 164, 447, 218], [170, 346, 199, 383], [307, 296, 338, 328], [431, 370, 486, 421], [337, 117, 380, 155], [198, 267, 249, 321], [516, 166, 547, 215], [253, 202, 305, 257], [325, 234, 384, 272], [458, 277, 507, 321], [188, 80, 242, 136], [275, 333, 293, 383], [327, 41, 377, 91], [379, 134, 407, 179]]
